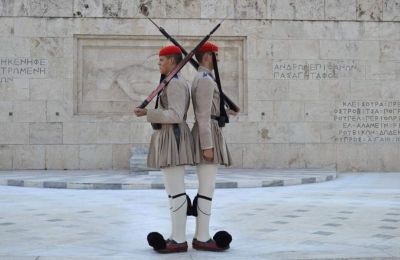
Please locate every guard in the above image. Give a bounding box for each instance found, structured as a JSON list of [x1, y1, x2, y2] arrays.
[[190, 41, 235, 251], [134, 45, 194, 253]]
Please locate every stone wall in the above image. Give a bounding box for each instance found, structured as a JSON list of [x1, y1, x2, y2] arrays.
[[1, 0, 400, 171]]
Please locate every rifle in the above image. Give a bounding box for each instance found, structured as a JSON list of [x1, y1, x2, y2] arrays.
[[212, 52, 229, 127], [139, 6, 240, 113], [137, 21, 224, 109]]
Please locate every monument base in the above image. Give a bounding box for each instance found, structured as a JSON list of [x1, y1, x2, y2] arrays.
[[130, 145, 151, 175]]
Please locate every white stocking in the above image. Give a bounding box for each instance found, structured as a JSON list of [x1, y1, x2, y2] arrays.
[[194, 164, 217, 242], [161, 166, 187, 243]]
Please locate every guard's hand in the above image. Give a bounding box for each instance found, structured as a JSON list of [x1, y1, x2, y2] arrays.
[[202, 148, 214, 162], [134, 108, 147, 117]]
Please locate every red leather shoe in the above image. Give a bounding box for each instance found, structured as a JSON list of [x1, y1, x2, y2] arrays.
[[192, 238, 229, 251], [155, 239, 188, 254]]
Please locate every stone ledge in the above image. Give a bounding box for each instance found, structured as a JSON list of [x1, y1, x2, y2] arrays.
[[0, 0, 399, 22], [0, 169, 337, 190]]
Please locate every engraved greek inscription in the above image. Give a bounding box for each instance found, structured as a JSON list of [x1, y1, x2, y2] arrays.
[[334, 101, 400, 143], [273, 60, 361, 80], [0, 57, 48, 84]]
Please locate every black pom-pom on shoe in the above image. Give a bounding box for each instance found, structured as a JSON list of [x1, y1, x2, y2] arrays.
[[213, 231, 232, 249], [147, 232, 166, 250]]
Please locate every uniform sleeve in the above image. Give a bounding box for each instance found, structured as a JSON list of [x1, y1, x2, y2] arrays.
[[195, 77, 214, 150], [146, 80, 186, 124]]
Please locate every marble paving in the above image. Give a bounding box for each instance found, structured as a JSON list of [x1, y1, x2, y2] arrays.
[[0, 172, 399, 259]]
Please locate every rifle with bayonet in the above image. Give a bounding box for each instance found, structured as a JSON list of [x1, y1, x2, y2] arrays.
[[137, 20, 224, 109], [139, 6, 240, 113]]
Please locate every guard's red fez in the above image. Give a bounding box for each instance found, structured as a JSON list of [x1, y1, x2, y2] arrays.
[[196, 41, 219, 53], [159, 45, 182, 56]]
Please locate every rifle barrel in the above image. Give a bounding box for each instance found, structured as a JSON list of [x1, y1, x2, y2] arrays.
[[137, 22, 222, 108], [143, 18, 240, 112]]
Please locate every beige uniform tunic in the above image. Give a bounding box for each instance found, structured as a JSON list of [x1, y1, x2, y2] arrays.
[[191, 66, 232, 166], [146, 73, 194, 169]]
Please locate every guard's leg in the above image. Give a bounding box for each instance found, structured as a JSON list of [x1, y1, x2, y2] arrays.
[[162, 166, 187, 244], [194, 164, 217, 242], [147, 166, 188, 253], [192, 164, 232, 251], [161, 170, 173, 240]]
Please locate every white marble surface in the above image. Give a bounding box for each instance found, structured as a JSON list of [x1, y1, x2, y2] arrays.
[[0, 173, 399, 259]]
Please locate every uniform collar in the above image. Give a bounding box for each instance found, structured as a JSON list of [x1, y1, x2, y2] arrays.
[[198, 66, 215, 79], [172, 72, 181, 79]]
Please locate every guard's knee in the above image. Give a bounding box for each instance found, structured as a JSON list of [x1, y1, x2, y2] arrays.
[[168, 193, 191, 214]]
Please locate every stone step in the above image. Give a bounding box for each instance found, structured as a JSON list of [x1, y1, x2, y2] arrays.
[[0, 169, 337, 190]]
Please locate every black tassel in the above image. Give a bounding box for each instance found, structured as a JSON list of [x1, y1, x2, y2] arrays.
[[213, 231, 232, 248], [147, 232, 166, 250], [186, 194, 193, 216], [190, 195, 198, 217]]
